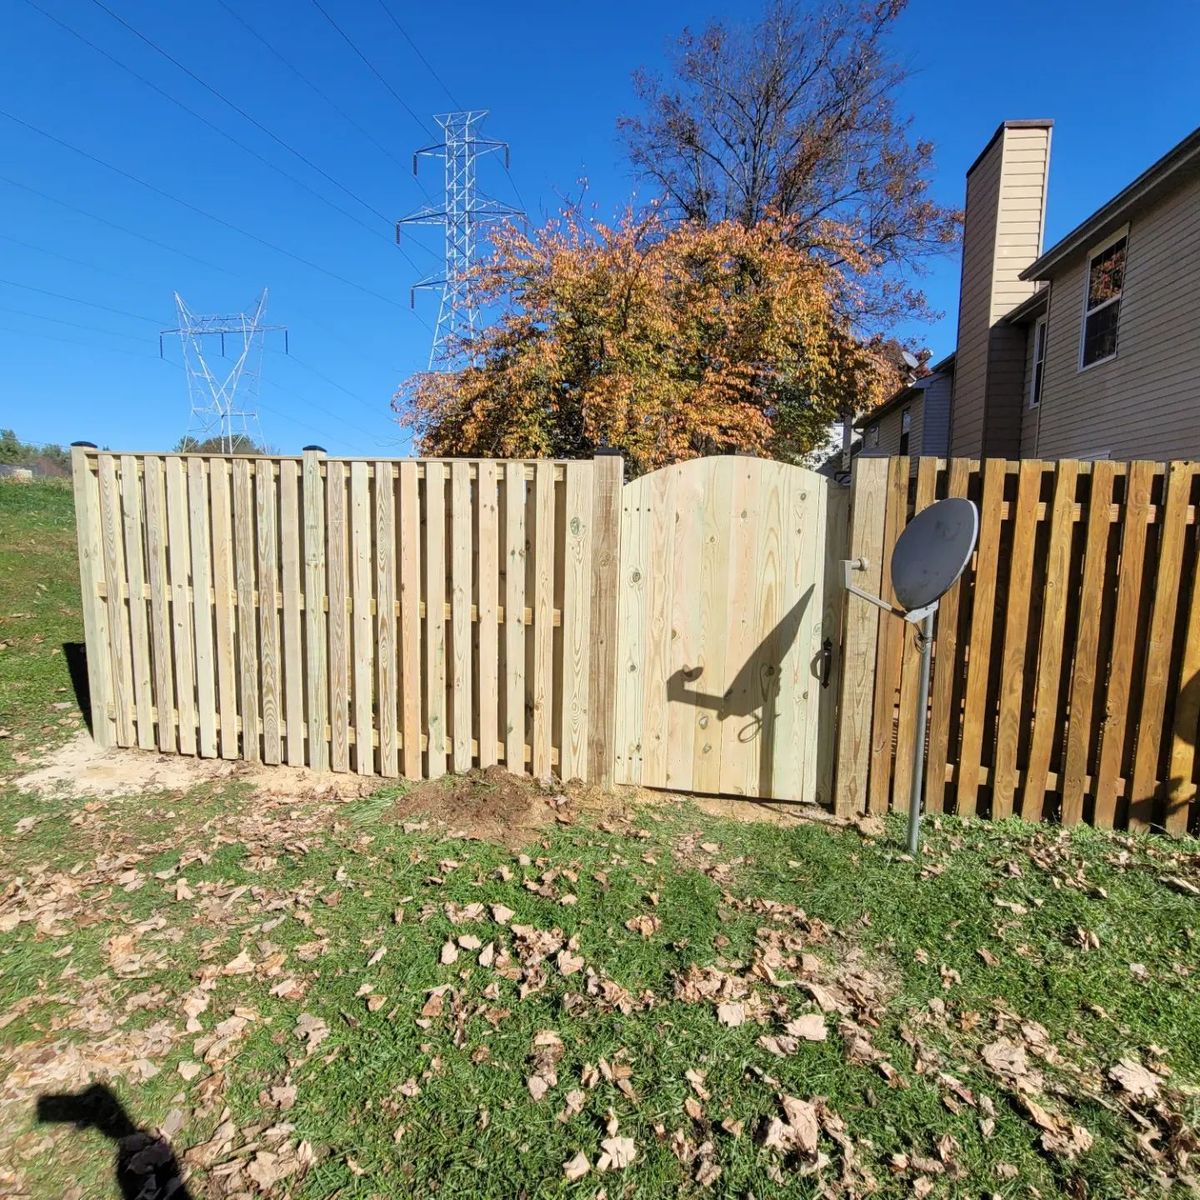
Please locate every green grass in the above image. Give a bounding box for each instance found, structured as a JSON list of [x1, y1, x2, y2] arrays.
[[3, 477, 1200, 1199]]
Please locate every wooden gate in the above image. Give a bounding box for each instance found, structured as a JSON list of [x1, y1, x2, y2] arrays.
[[613, 456, 848, 804]]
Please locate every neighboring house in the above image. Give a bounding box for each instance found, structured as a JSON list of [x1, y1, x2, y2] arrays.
[[860, 120, 1200, 462]]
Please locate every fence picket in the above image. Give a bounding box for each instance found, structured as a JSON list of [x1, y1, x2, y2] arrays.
[[991, 460, 1044, 817], [425, 462, 448, 777], [1166, 497, 1200, 833], [187, 459, 218, 757], [398, 461, 422, 778], [350, 461, 374, 775], [451, 461, 474, 773], [256, 461, 282, 765], [477, 461, 501, 769], [326, 461, 350, 772], [1023, 460, 1079, 805], [119, 454, 155, 749], [923, 457, 971, 814], [277, 462, 304, 767], [209, 460, 239, 760], [531, 462, 555, 778], [303, 451, 328, 770], [503, 462, 526, 773], [956, 458, 1006, 816], [98, 455, 135, 747], [1093, 462, 1155, 827], [375, 462, 399, 777], [1128, 461, 1193, 828], [141, 456, 174, 752], [232, 459, 259, 762], [165, 457, 197, 755], [559, 462, 592, 780]]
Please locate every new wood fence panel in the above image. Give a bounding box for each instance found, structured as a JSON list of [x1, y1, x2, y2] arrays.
[[72, 448, 115, 747], [350, 461, 374, 776], [209, 459, 239, 760], [991, 460, 1043, 817], [503, 462, 526, 774], [119, 454, 155, 750], [375, 461, 399, 778], [477, 461, 500, 770], [586, 455, 622, 787], [450, 461, 473, 773], [665, 462, 702, 794], [1093, 462, 1155, 827], [326, 460, 350, 772], [398, 461, 421, 778], [280, 461, 305, 768], [1166, 502, 1200, 834], [165, 457, 197, 756], [141, 455, 174, 753], [531, 462, 555, 779], [303, 451, 329, 771], [615, 467, 648, 785], [233, 458, 259, 763], [1129, 461, 1194, 829]]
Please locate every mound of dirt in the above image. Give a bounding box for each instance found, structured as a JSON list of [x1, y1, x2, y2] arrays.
[[382, 766, 569, 848]]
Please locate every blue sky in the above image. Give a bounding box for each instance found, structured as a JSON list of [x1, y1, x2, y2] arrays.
[[2, 0, 1196, 456]]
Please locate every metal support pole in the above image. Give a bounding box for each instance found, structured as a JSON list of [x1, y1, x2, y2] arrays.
[[907, 611, 935, 854]]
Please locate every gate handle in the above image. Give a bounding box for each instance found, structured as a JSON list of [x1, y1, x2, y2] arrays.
[[820, 638, 833, 689]]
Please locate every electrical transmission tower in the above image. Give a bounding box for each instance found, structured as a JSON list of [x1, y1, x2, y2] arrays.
[[397, 111, 522, 369], [161, 290, 287, 452]]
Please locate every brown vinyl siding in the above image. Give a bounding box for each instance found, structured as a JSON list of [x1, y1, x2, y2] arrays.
[[1033, 169, 1200, 459], [1019, 319, 1040, 454], [919, 374, 952, 457]]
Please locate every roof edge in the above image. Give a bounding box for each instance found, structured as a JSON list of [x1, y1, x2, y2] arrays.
[[1022, 125, 1200, 280], [965, 119, 1055, 177]]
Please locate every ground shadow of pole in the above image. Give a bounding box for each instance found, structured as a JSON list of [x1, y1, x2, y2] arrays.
[[62, 642, 93, 736], [667, 587, 814, 799], [37, 1083, 192, 1200]]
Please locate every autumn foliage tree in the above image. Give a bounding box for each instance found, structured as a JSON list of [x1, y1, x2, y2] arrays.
[[396, 206, 905, 476]]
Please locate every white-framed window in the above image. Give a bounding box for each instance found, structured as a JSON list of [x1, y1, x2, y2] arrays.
[[1079, 227, 1128, 369], [899, 407, 911, 455], [1029, 315, 1048, 408]]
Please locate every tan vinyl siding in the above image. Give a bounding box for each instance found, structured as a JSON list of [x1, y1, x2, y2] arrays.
[[865, 401, 914, 460], [1035, 170, 1200, 460]]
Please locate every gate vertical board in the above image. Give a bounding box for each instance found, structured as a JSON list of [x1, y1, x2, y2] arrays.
[[615, 456, 843, 803], [119, 454, 155, 750]]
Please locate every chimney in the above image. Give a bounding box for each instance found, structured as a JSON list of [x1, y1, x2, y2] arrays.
[[949, 120, 1053, 458]]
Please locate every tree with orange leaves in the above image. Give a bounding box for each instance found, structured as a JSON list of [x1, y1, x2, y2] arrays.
[[395, 205, 905, 476]]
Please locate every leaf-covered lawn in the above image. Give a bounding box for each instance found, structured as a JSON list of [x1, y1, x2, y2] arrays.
[[3, 480, 1200, 1199]]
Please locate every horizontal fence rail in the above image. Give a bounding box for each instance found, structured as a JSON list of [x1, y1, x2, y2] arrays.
[[840, 455, 1200, 835], [72, 448, 621, 784]]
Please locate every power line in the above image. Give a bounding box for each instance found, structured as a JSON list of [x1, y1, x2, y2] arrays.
[[22, 0, 416, 262], [88, 0, 397, 229], [0, 276, 161, 324], [0, 108, 428, 323], [0, 301, 149, 342], [375, 0, 461, 107], [309, 0, 435, 144]]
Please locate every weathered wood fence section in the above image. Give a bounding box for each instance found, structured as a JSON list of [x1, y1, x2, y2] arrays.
[[837, 455, 1200, 834], [72, 447, 622, 784]]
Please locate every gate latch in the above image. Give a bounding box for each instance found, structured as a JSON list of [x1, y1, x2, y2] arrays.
[[820, 638, 833, 689]]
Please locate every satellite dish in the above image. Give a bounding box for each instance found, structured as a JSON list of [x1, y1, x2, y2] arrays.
[[901, 350, 921, 370], [890, 497, 979, 612]]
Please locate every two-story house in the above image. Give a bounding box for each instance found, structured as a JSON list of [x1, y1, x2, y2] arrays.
[[861, 120, 1200, 462]]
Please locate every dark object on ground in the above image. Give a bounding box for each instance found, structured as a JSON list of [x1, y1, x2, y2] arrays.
[[36, 1083, 192, 1200]]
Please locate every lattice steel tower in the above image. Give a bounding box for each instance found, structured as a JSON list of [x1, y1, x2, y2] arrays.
[[397, 111, 522, 369], [161, 290, 287, 452]]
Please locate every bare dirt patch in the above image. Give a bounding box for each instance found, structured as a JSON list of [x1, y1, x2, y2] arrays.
[[382, 766, 568, 848]]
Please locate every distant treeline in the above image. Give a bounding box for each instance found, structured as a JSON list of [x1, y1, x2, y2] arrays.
[[0, 429, 71, 477]]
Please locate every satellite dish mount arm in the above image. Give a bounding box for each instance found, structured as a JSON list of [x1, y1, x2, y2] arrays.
[[843, 558, 939, 625]]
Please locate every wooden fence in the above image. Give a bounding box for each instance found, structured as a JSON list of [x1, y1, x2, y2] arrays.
[[836, 455, 1200, 834], [71, 448, 622, 784]]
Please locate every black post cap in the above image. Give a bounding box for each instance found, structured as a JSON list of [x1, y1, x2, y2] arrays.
[[302, 444, 327, 453], [70, 441, 98, 449]]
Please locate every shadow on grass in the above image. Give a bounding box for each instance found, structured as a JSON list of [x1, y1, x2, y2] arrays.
[[37, 1083, 191, 1200], [62, 642, 92, 736]]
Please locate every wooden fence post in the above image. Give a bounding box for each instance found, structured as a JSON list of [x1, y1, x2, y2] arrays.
[[71, 444, 114, 748], [832, 455, 888, 817], [587, 452, 623, 788]]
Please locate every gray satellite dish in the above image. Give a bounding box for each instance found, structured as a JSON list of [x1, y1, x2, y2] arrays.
[[891, 497, 979, 612], [842, 495, 980, 855]]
